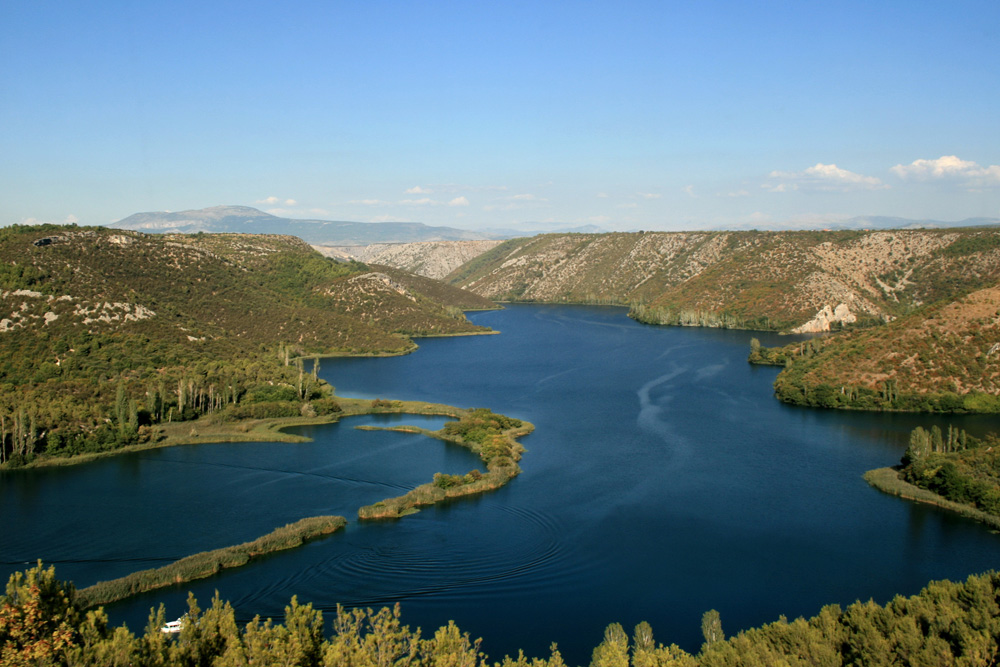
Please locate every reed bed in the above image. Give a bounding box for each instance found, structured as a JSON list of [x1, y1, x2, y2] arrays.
[[864, 467, 1000, 531], [77, 515, 346, 608], [358, 410, 532, 520]]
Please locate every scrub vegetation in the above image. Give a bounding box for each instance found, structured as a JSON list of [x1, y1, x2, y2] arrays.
[[0, 224, 494, 468], [446, 229, 1000, 334], [6, 562, 1000, 666], [752, 283, 1000, 413]]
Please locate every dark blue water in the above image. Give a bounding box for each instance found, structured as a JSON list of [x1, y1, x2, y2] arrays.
[[2, 305, 999, 665]]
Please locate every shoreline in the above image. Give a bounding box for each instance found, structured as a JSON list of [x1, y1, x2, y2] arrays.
[[22, 397, 531, 609], [356, 418, 534, 520], [2, 393, 471, 473], [864, 466, 1000, 531], [76, 516, 347, 609]]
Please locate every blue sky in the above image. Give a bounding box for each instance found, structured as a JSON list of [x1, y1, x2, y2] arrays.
[[2, 1, 998, 231]]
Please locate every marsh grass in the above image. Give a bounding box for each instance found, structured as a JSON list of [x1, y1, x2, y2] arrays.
[[357, 410, 532, 520], [864, 467, 1000, 531], [77, 515, 346, 609]]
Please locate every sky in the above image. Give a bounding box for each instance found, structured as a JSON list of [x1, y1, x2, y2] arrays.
[[2, 1, 999, 232]]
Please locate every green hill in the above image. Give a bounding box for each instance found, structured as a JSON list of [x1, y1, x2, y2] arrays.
[[0, 224, 494, 466]]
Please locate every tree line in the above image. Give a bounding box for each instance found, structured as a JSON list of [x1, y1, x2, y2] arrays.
[[4, 562, 1000, 666]]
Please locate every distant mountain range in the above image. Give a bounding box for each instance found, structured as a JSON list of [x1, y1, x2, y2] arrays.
[[712, 215, 1000, 232], [111, 206, 500, 245], [110, 206, 1000, 246]]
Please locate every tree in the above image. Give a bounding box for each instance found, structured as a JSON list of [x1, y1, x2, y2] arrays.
[[0, 562, 82, 665], [701, 609, 724, 647], [590, 623, 629, 667]]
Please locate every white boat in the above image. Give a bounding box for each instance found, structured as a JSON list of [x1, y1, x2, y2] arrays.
[[160, 618, 183, 634]]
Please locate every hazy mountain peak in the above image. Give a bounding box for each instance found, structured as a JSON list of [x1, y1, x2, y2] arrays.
[[111, 205, 498, 244]]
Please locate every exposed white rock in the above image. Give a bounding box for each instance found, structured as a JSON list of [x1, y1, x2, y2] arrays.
[[74, 301, 156, 324], [319, 240, 504, 280], [792, 303, 858, 333]]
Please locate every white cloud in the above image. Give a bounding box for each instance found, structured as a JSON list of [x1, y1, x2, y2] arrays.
[[257, 196, 299, 206], [596, 192, 610, 199], [371, 215, 410, 223], [401, 198, 435, 206], [511, 193, 546, 201], [891, 155, 1000, 187], [638, 192, 662, 199], [616, 203, 638, 209], [766, 163, 887, 192], [721, 190, 750, 198], [349, 199, 389, 206], [64, 214, 79, 224], [405, 186, 433, 194], [683, 185, 696, 198], [448, 196, 470, 207]]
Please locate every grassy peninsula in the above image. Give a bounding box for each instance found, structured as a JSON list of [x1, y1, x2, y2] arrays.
[[76, 516, 347, 609], [866, 425, 1000, 530], [357, 408, 533, 519]]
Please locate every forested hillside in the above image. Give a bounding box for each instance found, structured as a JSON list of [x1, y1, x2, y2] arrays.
[[0, 224, 493, 466], [445, 228, 1000, 332]]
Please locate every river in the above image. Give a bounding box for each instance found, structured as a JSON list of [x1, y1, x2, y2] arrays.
[[2, 304, 999, 664]]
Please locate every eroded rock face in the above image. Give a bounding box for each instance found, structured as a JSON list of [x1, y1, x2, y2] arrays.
[[792, 304, 858, 333], [318, 240, 505, 280]]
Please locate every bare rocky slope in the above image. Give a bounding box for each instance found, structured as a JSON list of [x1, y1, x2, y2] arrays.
[[767, 282, 1000, 412], [315, 240, 504, 280], [440, 229, 1000, 332]]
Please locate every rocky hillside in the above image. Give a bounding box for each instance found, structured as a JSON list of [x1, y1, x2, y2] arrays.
[[0, 224, 494, 464], [3, 227, 491, 353], [762, 283, 1000, 412], [443, 229, 1000, 332], [316, 240, 505, 279]]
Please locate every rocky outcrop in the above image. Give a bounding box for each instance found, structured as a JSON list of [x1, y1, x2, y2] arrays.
[[791, 304, 859, 333], [319, 240, 504, 280]]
